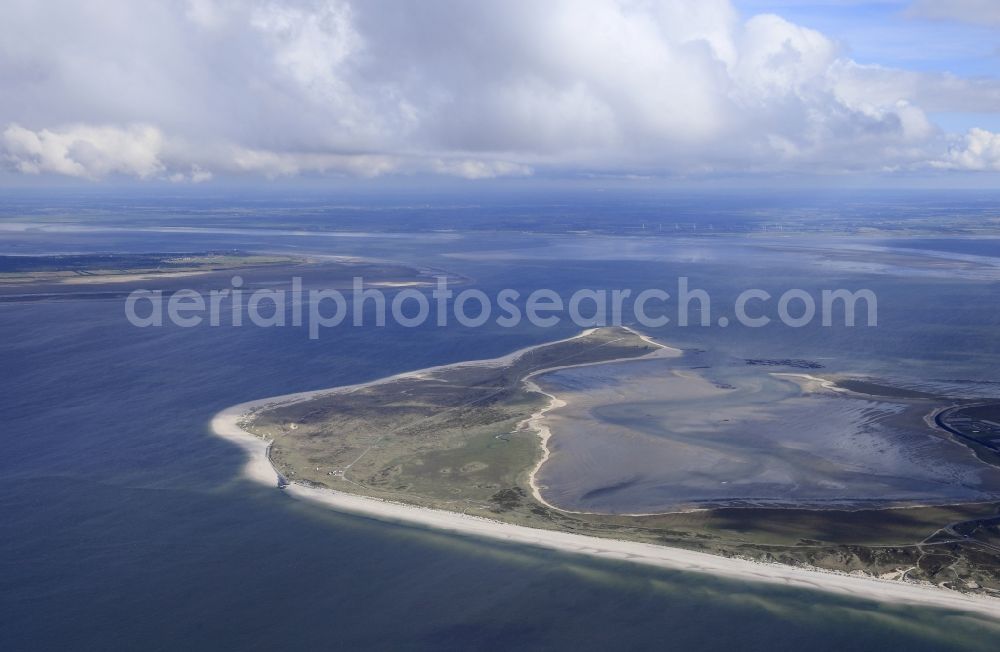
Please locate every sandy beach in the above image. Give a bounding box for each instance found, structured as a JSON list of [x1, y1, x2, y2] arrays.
[[210, 333, 1000, 620]]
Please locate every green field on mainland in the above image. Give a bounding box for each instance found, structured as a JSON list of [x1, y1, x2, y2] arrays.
[[0, 251, 302, 285]]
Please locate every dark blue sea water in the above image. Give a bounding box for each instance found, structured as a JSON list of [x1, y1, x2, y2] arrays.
[[3, 194, 1000, 650]]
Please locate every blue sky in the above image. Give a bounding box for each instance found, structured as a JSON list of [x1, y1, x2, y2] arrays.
[[735, 1, 1000, 133], [737, 1, 998, 73], [1, 0, 998, 186]]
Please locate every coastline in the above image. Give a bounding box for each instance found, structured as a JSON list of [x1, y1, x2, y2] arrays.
[[210, 328, 631, 487], [521, 328, 681, 513], [210, 332, 1000, 619]]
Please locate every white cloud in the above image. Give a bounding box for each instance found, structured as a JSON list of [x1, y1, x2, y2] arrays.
[[832, 61, 1000, 114], [249, 0, 371, 135], [935, 128, 1000, 171], [0, 0, 998, 181], [2, 123, 164, 179], [190, 165, 214, 183], [430, 159, 533, 180], [229, 146, 398, 178], [184, 0, 229, 29], [169, 164, 213, 183], [734, 14, 837, 99]]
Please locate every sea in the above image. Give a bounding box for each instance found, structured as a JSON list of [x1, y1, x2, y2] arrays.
[[2, 188, 1000, 650]]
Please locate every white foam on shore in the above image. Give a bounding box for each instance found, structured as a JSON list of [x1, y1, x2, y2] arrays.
[[209, 330, 1000, 620]]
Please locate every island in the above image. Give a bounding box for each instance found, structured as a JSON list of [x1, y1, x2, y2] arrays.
[[0, 251, 446, 301], [213, 327, 1000, 618]]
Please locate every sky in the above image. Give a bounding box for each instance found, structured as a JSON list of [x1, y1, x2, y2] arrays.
[[1, 0, 999, 187]]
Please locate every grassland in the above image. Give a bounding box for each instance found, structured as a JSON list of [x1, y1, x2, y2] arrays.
[[250, 327, 661, 509]]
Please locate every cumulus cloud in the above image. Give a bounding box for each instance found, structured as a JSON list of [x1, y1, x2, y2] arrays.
[[935, 128, 1000, 171], [0, 0, 998, 181], [2, 124, 164, 179]]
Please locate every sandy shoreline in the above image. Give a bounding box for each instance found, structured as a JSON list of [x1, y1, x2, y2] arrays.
[[210, 332, 1000, 619], [522, 328, 681, 513]]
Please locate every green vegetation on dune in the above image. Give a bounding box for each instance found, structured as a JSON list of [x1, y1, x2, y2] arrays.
[[251, 327, 658, 513]]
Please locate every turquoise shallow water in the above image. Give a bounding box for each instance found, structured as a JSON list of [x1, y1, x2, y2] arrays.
[[3, 197, 1000, 650]]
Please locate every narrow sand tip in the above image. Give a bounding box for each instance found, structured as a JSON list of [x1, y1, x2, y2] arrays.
[[771, 372, 847, 394], [211, 403, 280, 486]]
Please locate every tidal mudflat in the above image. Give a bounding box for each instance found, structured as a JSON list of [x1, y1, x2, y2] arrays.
[[534, 355, 1000, 514]]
